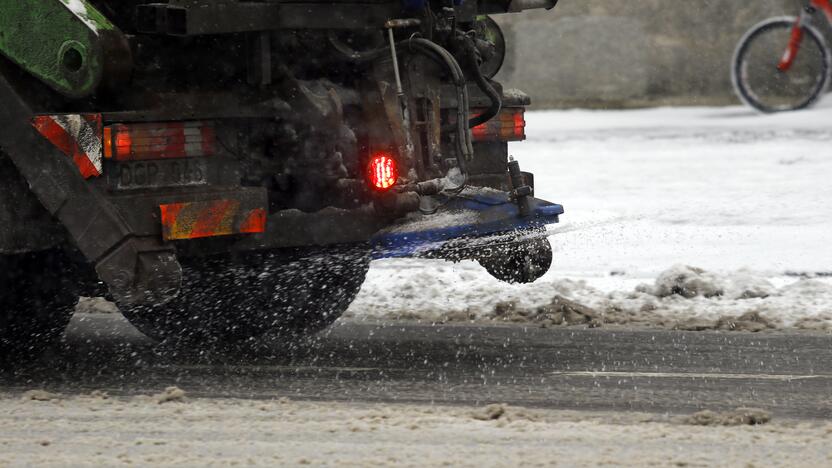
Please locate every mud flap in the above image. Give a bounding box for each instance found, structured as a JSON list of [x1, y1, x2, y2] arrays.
[[370, 186, 563, 259]]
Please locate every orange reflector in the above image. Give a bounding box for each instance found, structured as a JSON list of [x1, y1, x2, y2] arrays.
[[159, 200, 266, 241], [471, 108, 526, 142], [103, 121, 216, 161], [367, 153, 398, 191]]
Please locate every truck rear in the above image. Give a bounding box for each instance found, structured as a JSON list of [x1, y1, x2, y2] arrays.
[[0, 0, 563, 353]]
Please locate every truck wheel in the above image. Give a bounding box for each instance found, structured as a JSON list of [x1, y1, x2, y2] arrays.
[[0, 250, 78, 359], [118, 246, 370, 346], [477, 237, 552, 284]]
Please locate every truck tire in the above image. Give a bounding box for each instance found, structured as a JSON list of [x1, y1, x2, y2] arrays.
[[118, 246, 370, 346], [0, 250, 79, 360], [478, 236, 553, 284]]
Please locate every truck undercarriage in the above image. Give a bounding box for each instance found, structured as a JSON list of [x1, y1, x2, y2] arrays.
[[0, 0, 562, 353]]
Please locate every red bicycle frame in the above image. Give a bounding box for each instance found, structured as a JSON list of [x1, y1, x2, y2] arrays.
[[779, 0, 832, 71]]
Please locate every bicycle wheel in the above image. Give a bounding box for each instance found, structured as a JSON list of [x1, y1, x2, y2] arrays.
[[732, 17, 831, 112]]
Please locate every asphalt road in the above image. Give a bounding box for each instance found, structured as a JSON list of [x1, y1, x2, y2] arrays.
[[3, 314, 831, 420]]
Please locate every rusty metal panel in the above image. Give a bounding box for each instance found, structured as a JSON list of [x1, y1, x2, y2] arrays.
[[158, 194, 267, 241]]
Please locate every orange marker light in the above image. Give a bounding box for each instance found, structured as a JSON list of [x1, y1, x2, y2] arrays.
[[103, 126, 113, 159], [102, 121, 216, 161], [470, 108, 526, 142]]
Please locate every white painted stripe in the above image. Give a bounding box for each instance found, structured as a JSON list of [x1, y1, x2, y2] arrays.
[[551, 371, 824, 381], [51, 114, 102, 176]]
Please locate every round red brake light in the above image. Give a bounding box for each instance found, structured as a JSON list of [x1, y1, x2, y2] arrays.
[[367, 153, 398, 190]]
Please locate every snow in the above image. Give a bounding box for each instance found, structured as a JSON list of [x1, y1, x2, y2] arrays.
[[380, 209, 480, 234], [351, 103, 832, 329], [524, 103, 832, 276], [3, 395, 829, 467]]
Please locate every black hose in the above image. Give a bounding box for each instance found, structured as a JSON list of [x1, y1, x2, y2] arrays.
[[327, 33, 472, 176], [466, 62, 502, 128], [460, 37, 502, 129], [407, 40, 471, 146], [407, 38, 473, 172]]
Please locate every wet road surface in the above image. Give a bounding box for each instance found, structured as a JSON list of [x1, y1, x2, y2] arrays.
[[3, 314, 831, 419]]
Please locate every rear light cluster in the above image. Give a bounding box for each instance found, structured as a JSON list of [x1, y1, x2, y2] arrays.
[[103, 121, 216, 161], [471, 107, 526, 142], [367, 153, 398, 191]]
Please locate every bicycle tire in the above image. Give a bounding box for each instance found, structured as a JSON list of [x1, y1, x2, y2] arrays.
[[732, 16, 831, 112]]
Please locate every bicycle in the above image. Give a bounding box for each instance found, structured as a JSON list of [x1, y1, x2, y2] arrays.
[[732, 0, 832, 112]]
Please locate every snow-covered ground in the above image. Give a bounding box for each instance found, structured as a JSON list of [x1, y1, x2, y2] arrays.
[[4, 393, 828, 467], [351, 104, 832, 329]]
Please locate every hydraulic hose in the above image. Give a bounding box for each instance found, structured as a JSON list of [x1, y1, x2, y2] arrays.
[[406, 38, 473, 168], [327, 33, 472, 178], [463, 38, 502, 129]]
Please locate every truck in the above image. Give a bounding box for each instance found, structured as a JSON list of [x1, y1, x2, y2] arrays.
[[0, 0, 563, 354]]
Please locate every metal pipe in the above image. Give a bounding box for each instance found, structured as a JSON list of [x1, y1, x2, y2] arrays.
[[387, 28, 405, 99]]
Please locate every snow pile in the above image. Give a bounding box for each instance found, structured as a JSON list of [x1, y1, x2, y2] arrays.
[[155, 387, 187, 404], [470, 403, 541, 422], [640, 265, 775, 300], [21, 390, 61, 402], [349, 260, 832, 330], [682, 408, 772, 427]]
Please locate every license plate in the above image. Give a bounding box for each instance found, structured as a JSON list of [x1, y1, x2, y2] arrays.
[[114, 159, 208, 190]]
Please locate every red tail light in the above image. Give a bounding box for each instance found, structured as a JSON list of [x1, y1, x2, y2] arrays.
[[103, 121, 216, 161], [368, 153, 398, 191], [471, 107, 526, 142]]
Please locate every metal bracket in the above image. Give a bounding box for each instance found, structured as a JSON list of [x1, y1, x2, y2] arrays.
[[0, 74, 180, 305], [507, 156, 532, 217], [0, 0, 131, 98]]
